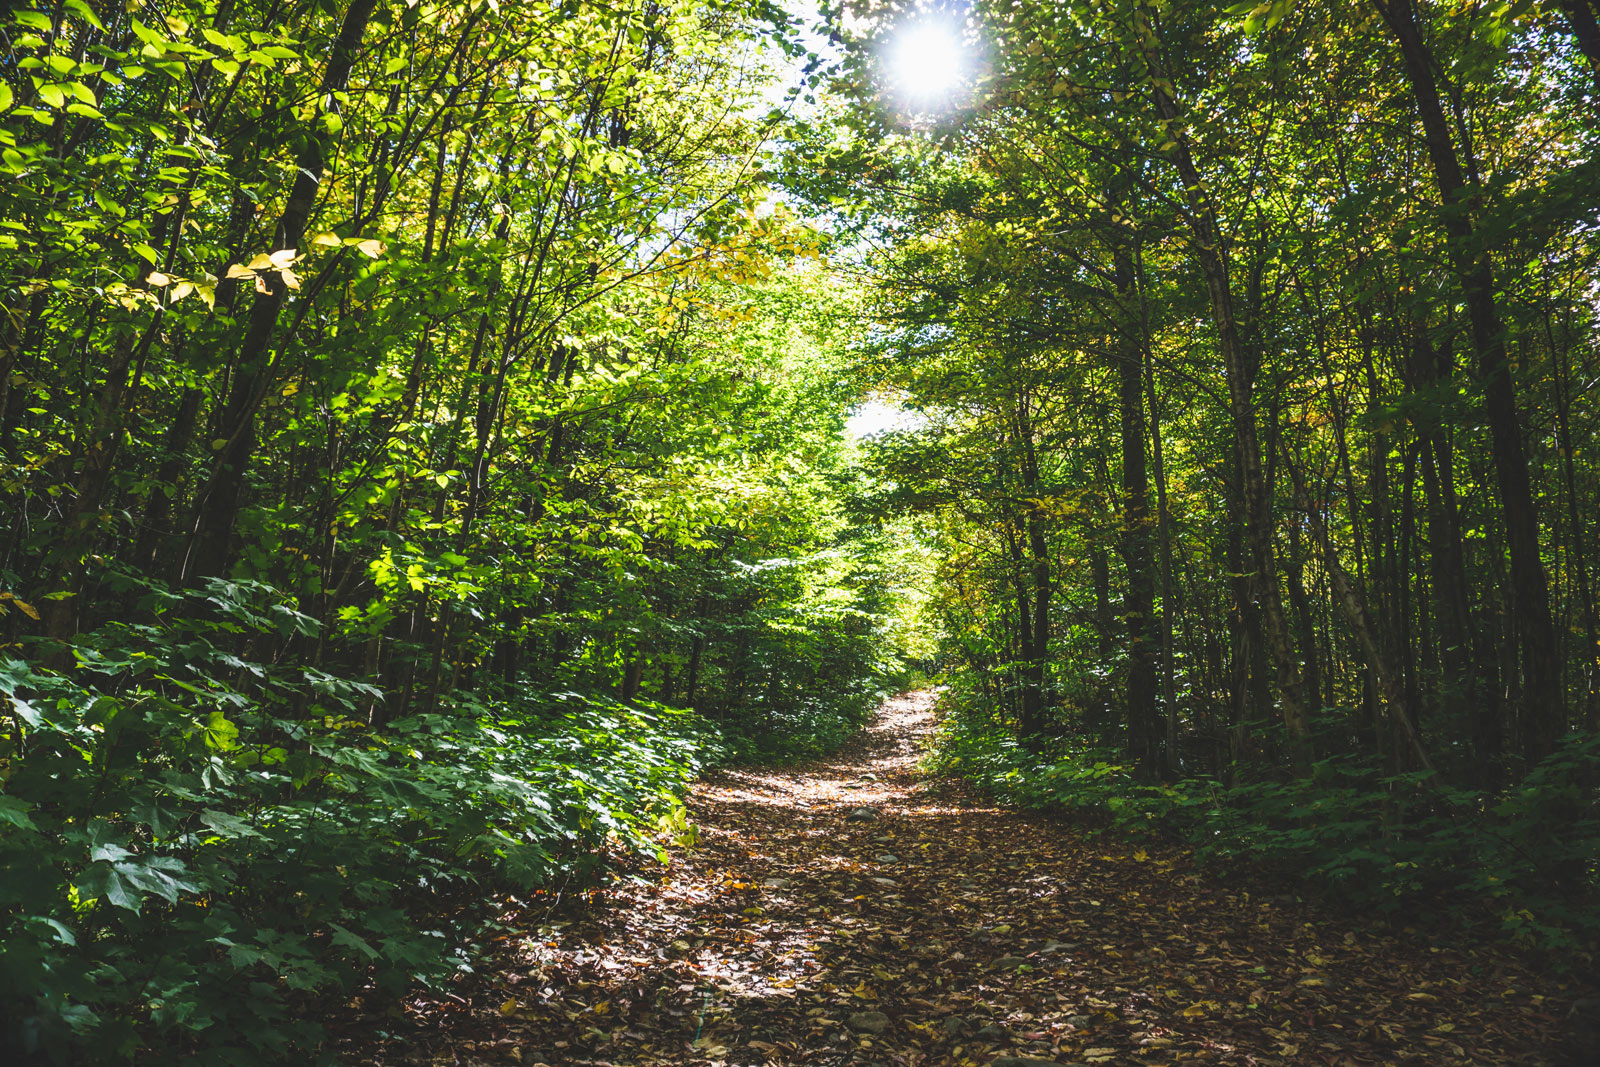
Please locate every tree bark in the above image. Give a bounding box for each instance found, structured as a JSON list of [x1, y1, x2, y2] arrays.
[[1375, 0, 1565, 763], [1011, 391, 1052, 740], [1113, 244, 1160, 778], [1134, 17, 1312, 770], [185, 0, 381, 580]]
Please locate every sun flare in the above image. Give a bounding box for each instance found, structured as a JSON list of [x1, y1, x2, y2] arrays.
[[888, 21, 969, 107]]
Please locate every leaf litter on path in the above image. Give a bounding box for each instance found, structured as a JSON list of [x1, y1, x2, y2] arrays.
[[345, 691, 1594, 1066]]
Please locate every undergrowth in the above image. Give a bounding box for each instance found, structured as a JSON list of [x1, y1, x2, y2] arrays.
[[715, 683, 889, 764], [0, 579, 721, 1064], [925, 682, 1600, 961]]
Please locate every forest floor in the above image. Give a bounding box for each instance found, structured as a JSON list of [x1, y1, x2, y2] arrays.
[[346, 691, 1594, 1066]]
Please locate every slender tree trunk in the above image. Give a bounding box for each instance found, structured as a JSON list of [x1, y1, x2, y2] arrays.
[[1547, 300, 1600, 725], [1134, 17, 1312, 770], [621, 654, 645, 703], [186, 0, 381, 580], [1558, 0, 1600, 99], [686, 632, 704, 708], [1286, 523, 1322, 722], [134, 388, 203, 575], [39, 311, 165, 640], [1011, 392, 1052, 740], [1286, 453, 1437, 775], [1375, 0, 1565, 762], [1113, 246, 1160, 777]]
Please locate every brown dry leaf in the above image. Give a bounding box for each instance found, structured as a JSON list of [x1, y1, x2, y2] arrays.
[[337, 693, 1592, 1066]]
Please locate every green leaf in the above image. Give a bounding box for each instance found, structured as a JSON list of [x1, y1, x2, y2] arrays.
[[77, 864, 139, 913], [11, 695, 42, 727], [203, 711, 239, 751], [63, 0, 105, 30], [199, 807, 262, 838], [328, 921, 379, 959], [23, 915, 77, 945], [119, 857, 196, 903], [0, 795, 38, 831]]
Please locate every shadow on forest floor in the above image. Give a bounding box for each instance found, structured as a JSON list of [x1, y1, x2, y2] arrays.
[[343, 691, 1594, 1066]]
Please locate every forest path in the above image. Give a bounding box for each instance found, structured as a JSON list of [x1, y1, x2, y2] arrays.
[[361, 691, 1584, 1066]]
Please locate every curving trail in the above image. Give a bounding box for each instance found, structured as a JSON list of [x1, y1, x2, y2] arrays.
[[355, 691, 1590, 1066]]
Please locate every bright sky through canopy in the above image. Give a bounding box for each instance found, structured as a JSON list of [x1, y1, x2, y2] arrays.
[[888, 20, 969, 107], [846, 400, 927, 439]]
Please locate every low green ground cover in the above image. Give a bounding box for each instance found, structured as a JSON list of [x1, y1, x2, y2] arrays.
[[925, 680, 1600, 959], [0, 577, 890, 1063]]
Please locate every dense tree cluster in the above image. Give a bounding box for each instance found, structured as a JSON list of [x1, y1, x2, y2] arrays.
[[0, 0, 889, 718], [0, 0, 902, 1057], [3, 0, 1599, 1056], [821, 0, 1599, 780], [804, 0, 1599, 936]]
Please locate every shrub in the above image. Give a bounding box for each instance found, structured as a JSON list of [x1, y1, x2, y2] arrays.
[[0, 579, 717, 1063], [925, 683, 1600, 957]]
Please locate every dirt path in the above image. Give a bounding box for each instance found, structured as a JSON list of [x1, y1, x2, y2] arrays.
[[359, 692, 1589, 1066]]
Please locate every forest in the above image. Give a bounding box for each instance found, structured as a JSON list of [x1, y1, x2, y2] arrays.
[[0, 0, 1596, 1062]]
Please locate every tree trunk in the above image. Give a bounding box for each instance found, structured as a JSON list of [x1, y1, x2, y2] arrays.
[[185, 0, 381, 580], [1114, 243, 1160, 777], [1135, 20, 1313, 770], [1558, 0, 1600, 99], [1013, 392, 1052, 740], [1376, 0, 1565, 763]]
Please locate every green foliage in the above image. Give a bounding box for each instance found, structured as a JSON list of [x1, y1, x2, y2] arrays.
[[683, 534, 908, 763], [927, 683, 1600, 955], [0, 3, 913, 1056], [0, 578, 718, 1062], [717, 685, 886, 765]]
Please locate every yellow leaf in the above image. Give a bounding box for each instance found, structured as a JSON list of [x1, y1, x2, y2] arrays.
[[146, 271, 172, 286], [268, 247, 297, 268], [1133, 848, 1149, 862], [499, 997, 518, 1016], [309, 231, 340, 248], [354, 238, 384, 258], [225, 263, 255, 280], [246, 253, 275, 270]]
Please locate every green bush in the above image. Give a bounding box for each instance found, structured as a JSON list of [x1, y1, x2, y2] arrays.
[[925, 682, 1600, 955], [0, 579, 717, 1063], [716, 684, 885, 764]]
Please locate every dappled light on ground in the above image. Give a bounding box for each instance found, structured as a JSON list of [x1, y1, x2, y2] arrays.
[[348, 692, 1590, 1065]]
